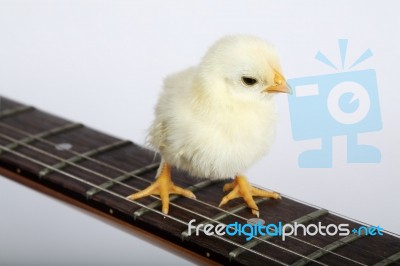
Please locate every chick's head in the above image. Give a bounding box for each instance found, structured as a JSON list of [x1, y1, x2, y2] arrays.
[[197, 35, 290, 100]]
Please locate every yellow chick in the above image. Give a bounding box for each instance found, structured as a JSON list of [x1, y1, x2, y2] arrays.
[[128, 35, 290, 217]]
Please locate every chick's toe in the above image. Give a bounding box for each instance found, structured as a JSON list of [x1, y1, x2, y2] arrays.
[[219, 175, 280, 217], [127, 163, 196, 215]]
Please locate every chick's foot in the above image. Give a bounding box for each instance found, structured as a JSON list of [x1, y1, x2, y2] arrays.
[[126, 163, 196, 214], [219, 175, 281, 217]]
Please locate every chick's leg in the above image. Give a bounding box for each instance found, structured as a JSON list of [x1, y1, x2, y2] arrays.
[[127, 163, 196, 214], [219, 175, 281, 217]]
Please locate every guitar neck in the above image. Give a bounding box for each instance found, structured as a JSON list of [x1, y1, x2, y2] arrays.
[[1, 96, 399, 266]]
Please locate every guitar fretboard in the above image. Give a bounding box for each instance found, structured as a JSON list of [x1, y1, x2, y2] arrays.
[[1, 96, 399, 266]]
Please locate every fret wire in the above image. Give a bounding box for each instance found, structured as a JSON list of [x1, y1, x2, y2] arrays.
[[0, 133, 165, 194], [2, 119, 161, 187], [0, 123, 376, 265], [85, 162, 160, 198], [38, 139, 131, 177], [229, 209, 330, 262], [0, 132, 215, 215], [0, 134, 322, 264], [1, 123, 275, 226], [1, 123, 268, 222], [278, 193, 400, 264], [275, 192, 373, 229], [0, 122, 333, 220], [0, 128, 344, 264], [0, 133, 168, 199], [256, 186, 400, 263], [0, 134, 328, 265], [0, 105, 34, 119], [133, 179, 215, 218], [0, 145, 289, 266], [291, 230, 368, 266], [0, 123, 82, 154], [373, 251, 400, 266], [181, 197, 268, 239], [1, 124, 386, 265], [0, 145, 184, 221]]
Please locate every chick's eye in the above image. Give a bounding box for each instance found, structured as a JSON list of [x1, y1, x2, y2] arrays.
[[241, 76, 258, 86]]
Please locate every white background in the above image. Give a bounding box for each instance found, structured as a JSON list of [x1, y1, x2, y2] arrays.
[[1, 0, 399, 265]]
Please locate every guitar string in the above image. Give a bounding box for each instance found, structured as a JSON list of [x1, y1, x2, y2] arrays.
[[0, 123, 375, 265], [1, 143, 301, 266], [0, 126, 373, 266], [5, 118, 399, 265], [1, 105, 384, 265], [0, 122, 375, 265], [1, 106, 399, 264], [0, 121, 388, 265], [0, 132, 333, 266], [8, 121, 398, 264], [0, 119, 383, 233], [0, 104, 392, 244], [1, 125, 385, 266]]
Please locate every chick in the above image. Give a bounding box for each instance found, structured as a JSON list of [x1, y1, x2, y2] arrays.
[[127, 35, 290, 217]]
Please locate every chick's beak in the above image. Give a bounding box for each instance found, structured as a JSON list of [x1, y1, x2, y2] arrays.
[[264, 71, 292, 94]]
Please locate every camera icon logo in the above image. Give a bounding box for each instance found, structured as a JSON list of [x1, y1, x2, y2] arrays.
[[287, 40, 382, 168]]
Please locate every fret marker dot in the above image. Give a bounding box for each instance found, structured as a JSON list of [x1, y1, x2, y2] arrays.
[[16, 168, 21, 174], [206, 252, 210, 257], [55, 143, 72, 151], [109, 209, 113, 214], [247, 218, 265, 226]]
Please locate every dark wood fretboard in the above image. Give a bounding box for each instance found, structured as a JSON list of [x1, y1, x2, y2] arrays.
[[1, 96, 399, 265]]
